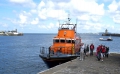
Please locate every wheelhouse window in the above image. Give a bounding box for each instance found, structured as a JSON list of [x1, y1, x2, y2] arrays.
[[60, 39, 65, 43], [72, 40, 75, 43], [53, 39, 59, 43], [53, 39, 75, 43], [66, 40, 71, 43]]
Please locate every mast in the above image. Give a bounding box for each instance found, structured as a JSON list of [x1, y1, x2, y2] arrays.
[[58, 20, 60, 30], [67, 14, 71, 24]]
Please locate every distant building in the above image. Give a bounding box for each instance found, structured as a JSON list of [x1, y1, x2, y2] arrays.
[[105, 29, 108, 34]]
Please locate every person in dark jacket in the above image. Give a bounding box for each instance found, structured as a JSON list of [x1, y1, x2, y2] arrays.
[[105, 46, 109, 58], [84, 44, 87, 56], [86, 44, 89, 56]]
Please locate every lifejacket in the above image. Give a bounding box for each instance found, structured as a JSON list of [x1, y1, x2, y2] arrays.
[[90, 45, 94, 49], [96, 46, 100, 53], [101, 47, 106, 53]]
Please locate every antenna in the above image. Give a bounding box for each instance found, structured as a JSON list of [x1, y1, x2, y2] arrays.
[[68, 14, 71, 24], [58, 20, 60, 29]]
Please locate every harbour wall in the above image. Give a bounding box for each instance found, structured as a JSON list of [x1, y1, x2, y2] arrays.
[[102, 33, 120, 37]]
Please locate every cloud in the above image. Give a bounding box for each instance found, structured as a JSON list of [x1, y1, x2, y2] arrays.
[[77, 21, 115, 33], [6, 0, 118, 33], [15, 0, 105, 33], [48, 0, 70, 3], [38, 25, 47, 29], [47, 23, 54, 29], [37, 1, 68, 20], [7, 11, 32, 27], [108, 0, 120, 24], [19, 13, 27, 24], [77, 14, 90, 21], [50, 0, 104, 24], [0, 23, 8, 28], [70, 0, 105, 15], [31, 18, 39, 25], [38, 22, 59, 31], [108, 0, 118, 12], [18, 11, 32, 24], [38, 1, 45, 9], [30, 9, 37, 14], [9, 0, 36, 8], [37, 0, 105, 22], [103, 0, 112, 2], [113, 13, 120, 24]]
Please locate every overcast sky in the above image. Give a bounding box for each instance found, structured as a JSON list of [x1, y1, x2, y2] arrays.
[[0, 0, 120, 33]]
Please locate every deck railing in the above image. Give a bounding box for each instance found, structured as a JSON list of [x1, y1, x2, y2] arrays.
[[40, 46, 80, 58]]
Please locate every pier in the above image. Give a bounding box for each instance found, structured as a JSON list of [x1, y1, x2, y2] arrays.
[[102, 29, 120, 37], [38, 53, 120, 74], [0, 29, 23, 36]]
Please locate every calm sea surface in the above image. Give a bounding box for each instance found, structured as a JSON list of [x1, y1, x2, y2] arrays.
[[0, 33, 120, 74]]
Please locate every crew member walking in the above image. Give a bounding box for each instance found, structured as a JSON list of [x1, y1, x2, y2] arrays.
[[80, 44, 85, 61]]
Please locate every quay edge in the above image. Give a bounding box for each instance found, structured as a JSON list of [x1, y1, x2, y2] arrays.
[[38, 53, 120, 74]]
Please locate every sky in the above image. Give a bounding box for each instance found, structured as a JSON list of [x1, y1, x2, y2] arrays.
[[0, 0, 120, 33]]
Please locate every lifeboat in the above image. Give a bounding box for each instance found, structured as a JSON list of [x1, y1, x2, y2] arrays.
[[39, 15, 83, 67]]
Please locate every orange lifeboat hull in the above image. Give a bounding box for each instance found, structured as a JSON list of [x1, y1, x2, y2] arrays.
[[39, 16, 83, 67]]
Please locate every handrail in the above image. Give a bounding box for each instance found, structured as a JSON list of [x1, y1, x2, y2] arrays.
[[39, 46, 80, 58]]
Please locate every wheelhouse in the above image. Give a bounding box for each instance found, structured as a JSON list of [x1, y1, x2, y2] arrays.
[[53, 38, 75, 44]]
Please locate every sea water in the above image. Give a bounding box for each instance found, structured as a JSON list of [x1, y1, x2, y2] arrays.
[[0, 33, 120, 74]]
